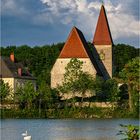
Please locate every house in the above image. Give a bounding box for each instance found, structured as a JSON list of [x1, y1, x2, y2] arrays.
[[0, 53, 36, 99], [51, 5, 113, 89]]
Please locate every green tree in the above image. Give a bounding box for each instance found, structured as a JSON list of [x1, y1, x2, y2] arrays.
[[0, 80, 11, 102], [74, 72, 95, 103], [15, 82, 38, 109], [119, 57, 140, 112], [92, 77, 120, 103], [63, 58, 83, 83], [58, 58, 95, 106], [113, 44, 139, 76], [37, 81, 52, 109], [104, 78, 120, 102]]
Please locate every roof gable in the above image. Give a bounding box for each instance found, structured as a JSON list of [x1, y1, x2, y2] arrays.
[[93, 5, 113, 45], [59, 27, 89, 58]]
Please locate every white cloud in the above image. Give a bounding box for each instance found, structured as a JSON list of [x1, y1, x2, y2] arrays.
[[38, 0, 139, 41], [2, 0, 139, 44], [1, 0, 28, 16]]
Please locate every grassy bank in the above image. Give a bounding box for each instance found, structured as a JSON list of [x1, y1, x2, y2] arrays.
[[0, 107, 138, 119]]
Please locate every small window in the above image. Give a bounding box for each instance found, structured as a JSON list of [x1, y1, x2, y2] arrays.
[[99, 50, 105, 60]]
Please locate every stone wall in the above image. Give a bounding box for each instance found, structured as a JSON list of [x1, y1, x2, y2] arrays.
[[0, 103, 19, 109], [74, 102, 115, 108], [94, 45, 112, 77], [51, 58, 97, 88]]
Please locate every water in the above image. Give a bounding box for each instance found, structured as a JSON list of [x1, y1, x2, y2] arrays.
[[0, 119, 139, 140]]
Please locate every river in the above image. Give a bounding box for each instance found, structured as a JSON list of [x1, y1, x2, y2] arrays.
[[0, 119, 139, 140]]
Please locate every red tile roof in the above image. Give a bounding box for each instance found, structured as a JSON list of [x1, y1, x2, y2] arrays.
[[93, 5, 113, 45], [59, 27, 89, 58]]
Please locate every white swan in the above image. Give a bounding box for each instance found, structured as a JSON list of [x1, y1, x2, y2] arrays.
[[22, 131, 32, 140], [22, 130, 28, 137]]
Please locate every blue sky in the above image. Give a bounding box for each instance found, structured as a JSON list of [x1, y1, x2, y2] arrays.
[[1, 0, 139, 47]]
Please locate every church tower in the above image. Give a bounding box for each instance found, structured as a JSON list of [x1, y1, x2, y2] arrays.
[[93, 5, 113, 77]]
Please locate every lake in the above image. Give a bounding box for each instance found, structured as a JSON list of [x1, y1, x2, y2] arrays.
[[0, 119, 139, 140]]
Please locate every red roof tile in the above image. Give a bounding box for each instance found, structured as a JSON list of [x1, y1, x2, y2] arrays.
[[93, 5, 113, 45], [59, 27, 89, 58]]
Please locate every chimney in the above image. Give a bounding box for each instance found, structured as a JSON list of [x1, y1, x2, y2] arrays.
[[10, 52, 15, 62], [18, 68, 22, 76]]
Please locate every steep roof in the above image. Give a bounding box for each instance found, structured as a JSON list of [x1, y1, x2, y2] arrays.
[[0, 56, 36, 80], [59, 27, 89, 58], [93, 5, 113, 45]]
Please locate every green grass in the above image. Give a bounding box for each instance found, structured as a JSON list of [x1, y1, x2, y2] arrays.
[[1, 106, 138, 119]]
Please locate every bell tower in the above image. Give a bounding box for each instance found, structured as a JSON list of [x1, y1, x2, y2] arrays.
[[93, 5, 113, 78]]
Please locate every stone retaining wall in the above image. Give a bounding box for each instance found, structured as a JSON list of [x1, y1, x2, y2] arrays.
[[0, 103, 19, 109]]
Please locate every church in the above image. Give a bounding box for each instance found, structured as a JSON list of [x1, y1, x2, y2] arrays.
[[51, 5, 113, 88]]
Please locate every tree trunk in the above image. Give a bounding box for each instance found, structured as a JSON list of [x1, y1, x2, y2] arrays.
[[39, 99, 41, 117], [81, 91, 85, 108], [128, 83, 133, 112]]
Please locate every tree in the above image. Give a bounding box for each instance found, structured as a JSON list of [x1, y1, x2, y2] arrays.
[[73, 72, 95, 103], [103, 78, 120, 102], [113, 44, 139, 76], [0, 80, 11, 102], [63, 58, 83, 84], [15, 82, 38, 109], [118, 124, 139, 140], [92, 77, 120, 103], [57, 58, 95, 106], [119, 57, 140, 112], [37, 81, 52, 109]]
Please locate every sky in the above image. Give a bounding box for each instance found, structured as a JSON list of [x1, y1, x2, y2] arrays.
[[1, 0, 140, 48]]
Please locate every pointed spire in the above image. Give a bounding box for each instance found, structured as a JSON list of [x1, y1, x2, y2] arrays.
[[59, 26, 89, 58], [93, 5, 113, 45], [101, 0, 104, 5]]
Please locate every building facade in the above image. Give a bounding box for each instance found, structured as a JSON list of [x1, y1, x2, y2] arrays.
[[0, 53, 36, 99]]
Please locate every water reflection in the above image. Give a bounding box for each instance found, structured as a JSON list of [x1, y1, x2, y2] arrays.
[[1, 119, 139, 140]]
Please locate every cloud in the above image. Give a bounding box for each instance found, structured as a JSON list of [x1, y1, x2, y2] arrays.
[[1, 0, 28, 16], [104, 1, 139, 39], [38, 0, 139, 42], [1, 0, 139, 47]]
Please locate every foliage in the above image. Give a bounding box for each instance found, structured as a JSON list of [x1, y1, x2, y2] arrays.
[[0, 80, 11, 102], [37, 81, 59, 109], [57, 58, 95, 104], [118, 124, 139, 140], [119, 57, 140, 112], [58, 58, 122, 106], [113, 44, 139, 76], [64, 58, 83, 83], [92, 77, 120, 102], [15, 82, 38, 109], [104, 78, 120, 102]]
